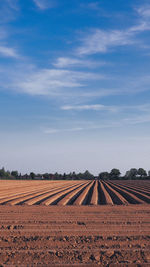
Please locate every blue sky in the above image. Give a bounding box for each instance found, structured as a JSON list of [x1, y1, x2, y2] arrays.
[[0, 0, 150, 175]]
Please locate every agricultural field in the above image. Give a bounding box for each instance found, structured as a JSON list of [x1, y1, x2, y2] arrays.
[[0, 180, 150, 266], [0, 180, 150, 205]]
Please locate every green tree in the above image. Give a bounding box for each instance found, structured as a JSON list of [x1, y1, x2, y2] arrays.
[[83, 170, 94, 180], [109, 168, 121, 180], [99, 172, 109, 180], [30, 172, 35, 179], [43, 173, 49, 179], [137, 168, 147, 178], [11, 171, 18, 178], [125, 168, 138, 179], [0, 167, 6, 177]]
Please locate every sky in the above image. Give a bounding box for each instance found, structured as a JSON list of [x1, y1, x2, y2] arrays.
[[0, 0, 150, 175]]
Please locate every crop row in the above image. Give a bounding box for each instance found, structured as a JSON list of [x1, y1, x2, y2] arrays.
[[0, 180, 150, 205]]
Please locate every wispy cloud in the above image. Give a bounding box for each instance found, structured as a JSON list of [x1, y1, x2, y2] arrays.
[[86, 2, 100, 10], [33, 0, 55, 10], [44, 122, 121, 134], [53, 57, 105, 69], [0, 0, 19, 23], [77, 6, 150, 56], [123, 114, 150, 125], [0, 28, 20, 59], [11, 67, 104, 96], [44, 105, 150, 135], [136, 5, 150, 19], [0, 45, 19, 58], [1, 61, 150, 100], [0, 1, 20, 59], [6, 0, 19, 11], [44, 127, 84, 134], [61, 103, 150, 113], [80, 1, 108, 17], [77, 29, 134, 55], [61, 104, 117, 112], [80, 1, 101, 11]]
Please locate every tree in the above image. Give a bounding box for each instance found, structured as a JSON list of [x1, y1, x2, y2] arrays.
[[43, 173, 49, 179], [99, 172, 109, 180], [83, 170, 94, 180], [137, 168, 147, 178], [11, 171, 18, 178], [109, 168, 121, 180], [125, 168, 138, 179], [0, 167, 6, 177], [30, 172, 35, 180]]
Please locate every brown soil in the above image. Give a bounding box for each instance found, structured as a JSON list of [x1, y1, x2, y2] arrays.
[[0, 205, 150, 266], [0, 180, 150, 206], [0, 180, 150, 266]]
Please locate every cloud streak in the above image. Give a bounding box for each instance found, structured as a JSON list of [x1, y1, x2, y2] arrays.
[[77, 6, 150, 56], [77, 29, 134, 55], [0, 0, 19, 23], [61, 103, 150, 113], [53, 57, 105, 69], [33, 0, 55, 10], [0, 45, 19, 58], [8, 67, 104, 96], [61, 104, 117, 112]]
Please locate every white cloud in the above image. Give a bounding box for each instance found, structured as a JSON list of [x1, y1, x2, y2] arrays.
[[80, 2, 101, 11], [14, 68, 103, 96], [124, 114, 150, 125], [44, 106, 150, 135], [61, 103, 150, 113], [61, 104, 117, 112], [44, 127, 84, 134], [53, 57, 104, 69], [77, 6, 150, 56], [77, 29, 133, 55], [137, 5, 150, 18], [33, 0, 55, 10], [0, 45, 19, 58], [44, 122, 121, 134]]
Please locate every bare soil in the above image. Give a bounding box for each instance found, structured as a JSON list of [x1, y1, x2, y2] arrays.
[[0, 180, 150, 266], [0, 205, 150, 266], [0, 180, 150, 205]]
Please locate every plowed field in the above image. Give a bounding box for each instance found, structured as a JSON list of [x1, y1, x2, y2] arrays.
[[0, 180, 150, 205], [0, 180, 150, 266]]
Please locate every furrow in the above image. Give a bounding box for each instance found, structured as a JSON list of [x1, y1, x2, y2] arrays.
[[106, 181, 145, 204], [31, 182, 84, 206], [0, 181, 74, 205], [0, 186, 58, 205], [0, 181, 67, 201], [110, 181, 150, 203], [0, 181, 62, 197], [6, 183, 74, 205], [73, 181, 94, 205], [90, 180, 98, 205], [0, 185, 51, 200], [102, 181, 128, 205], [112, 181, 150, 196], [57, 181, 90, 205], [100, 181, 113, 205]]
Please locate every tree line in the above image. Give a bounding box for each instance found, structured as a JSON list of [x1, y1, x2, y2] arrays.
[[0, 167, 150, 180]]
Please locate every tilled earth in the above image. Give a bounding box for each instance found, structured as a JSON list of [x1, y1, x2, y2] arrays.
[[0, 205, 150, 266], [1, 180, 150, 206]]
